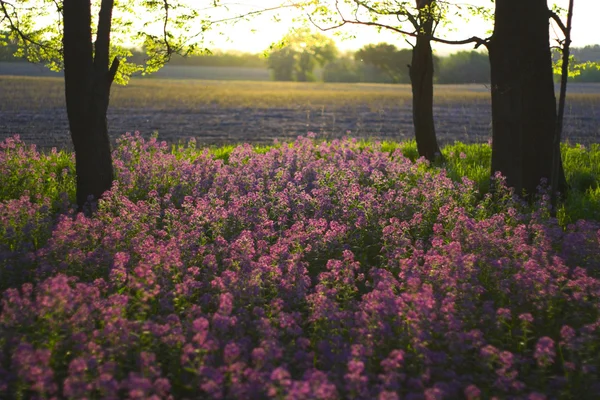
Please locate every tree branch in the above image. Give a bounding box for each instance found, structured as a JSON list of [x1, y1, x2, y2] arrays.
[[209, 3, 304, 24], [308, 0, 489, 49], [307, 13, 347, 32], [162, 0, 172, 57], [0, 0, 56, 53], [317, 14, 490, 48], [108, 56, 120, 85], [342, 18, 418, 37], [353, 0, 418, 27], [95, 0, 114, 72], [434, 35, 489, 48], [549, 10, 567, 36], [185, 3, 305, 45]]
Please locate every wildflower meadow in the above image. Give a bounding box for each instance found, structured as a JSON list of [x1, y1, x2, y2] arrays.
[[1, 133, 599, 399]]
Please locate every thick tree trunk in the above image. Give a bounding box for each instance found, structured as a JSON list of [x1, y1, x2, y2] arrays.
[[63, 0, 116, 210], [409, 0, 442, 162], [489, 0, 567, 198], [70, 96, 115, 209]]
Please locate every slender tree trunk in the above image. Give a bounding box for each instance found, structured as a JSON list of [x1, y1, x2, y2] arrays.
[[63, 0, 117, 210], [409, 0, 442, 162], [551, 0, 574, 212], [489, 0, 567, 198]]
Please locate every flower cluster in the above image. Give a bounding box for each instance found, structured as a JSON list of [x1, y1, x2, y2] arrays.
[[1, 133, 599, 399]]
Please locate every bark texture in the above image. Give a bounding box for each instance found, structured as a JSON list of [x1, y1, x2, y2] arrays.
[[63, 0, 117, 210], [409, 0, 442, 162], [488, 0, 567, 197]]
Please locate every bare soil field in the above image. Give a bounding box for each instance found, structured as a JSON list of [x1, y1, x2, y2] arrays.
[[1, 75, 599, 150]]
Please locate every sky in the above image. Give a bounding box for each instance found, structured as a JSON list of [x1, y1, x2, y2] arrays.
[[199, 0, 599, 55]]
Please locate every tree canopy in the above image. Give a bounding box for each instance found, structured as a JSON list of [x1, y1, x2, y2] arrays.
[[354, 43, 413, 83], [1, 0, 221, 83], [0, 0, 305, 83], [437, 50, 489, 84], [267, 27, 338, 81]]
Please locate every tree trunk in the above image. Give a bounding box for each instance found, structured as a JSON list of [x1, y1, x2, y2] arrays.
[[489, 0, 567, 198], [409, 0, 442, 162], [551, 0, 574, 212], [63, 0, 116, 210]]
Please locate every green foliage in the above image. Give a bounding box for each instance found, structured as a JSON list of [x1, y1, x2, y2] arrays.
[[0, 30, 19, 61], [354, 43, 413, 84], [0, 138, 76, 210], [438, 141, 600, 226], [305, 0, 492, 47], [553, 45, 600, 82], [437, 51, 490, 84], [442, 141, 492, 193], [0, 0, 240, 84], [139, 50, 268, 68], [303, 0, 493, 84], [558, 143, 600, 223], [268, 46, 297, 81], [321, 43, 416, 84], [267, 27, 338, 82], [322, 56, 362, 83]]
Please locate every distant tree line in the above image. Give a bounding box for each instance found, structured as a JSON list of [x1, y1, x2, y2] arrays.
[[265, 35, 493, 85], [3, 30, 598, 84], [128, 49, 268, 69], [322, 46, 491, 84], [262, 30, 599, 85], [261, 32, 493, 85], [272, 38, 600, 84], [0, 31, 269, 68]]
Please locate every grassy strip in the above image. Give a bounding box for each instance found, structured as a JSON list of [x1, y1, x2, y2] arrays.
[[3, 76, 600, 111]]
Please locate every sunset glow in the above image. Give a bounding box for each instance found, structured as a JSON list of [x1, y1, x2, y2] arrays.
[[202, 0, 599, 54]]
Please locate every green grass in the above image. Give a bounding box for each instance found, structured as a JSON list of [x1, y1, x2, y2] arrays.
[[559, 143, 600, 223]]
